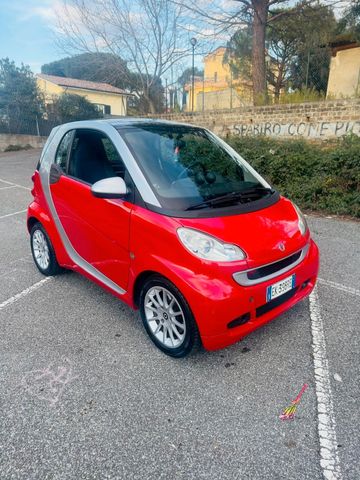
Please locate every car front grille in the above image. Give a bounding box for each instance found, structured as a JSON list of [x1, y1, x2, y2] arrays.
[[233, 243, 309, 286]]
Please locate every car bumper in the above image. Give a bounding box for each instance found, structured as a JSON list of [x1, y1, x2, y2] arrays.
[[195, 239, 319, 351]]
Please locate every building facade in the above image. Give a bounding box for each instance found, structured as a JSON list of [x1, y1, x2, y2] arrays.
[[185, 47, 252, 112], [327, 41, 360, 99], [37, 74, 131, 116]]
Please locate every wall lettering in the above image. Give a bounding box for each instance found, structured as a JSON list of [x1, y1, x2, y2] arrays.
[[231, 121, 360, 138]]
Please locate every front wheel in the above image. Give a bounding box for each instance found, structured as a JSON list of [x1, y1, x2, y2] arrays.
[[139, 275, 200, 358], [30, 222, 63, 276]]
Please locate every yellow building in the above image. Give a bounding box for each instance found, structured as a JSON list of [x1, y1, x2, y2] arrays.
[[185, 47, 252, 111], [327, 41, 360, 99], [36, 74, 131, 116]]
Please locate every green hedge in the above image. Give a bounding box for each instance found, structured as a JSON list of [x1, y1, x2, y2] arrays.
[[226, 135, 360, 218]]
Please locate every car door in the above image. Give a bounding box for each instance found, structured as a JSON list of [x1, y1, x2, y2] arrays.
[[49, 128, 133, 292]]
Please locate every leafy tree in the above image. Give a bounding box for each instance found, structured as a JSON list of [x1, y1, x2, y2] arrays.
[[176, 67, 204, 109], [48, 93, 103, 124], [225, 3, 336, 100], [177, 67, 204, 87], [42, 53, 130, 90], [178, 0, 338, 104], [337, 0, 360, 40], [0, 58, 43, 134], [42, 52, 165, 114]]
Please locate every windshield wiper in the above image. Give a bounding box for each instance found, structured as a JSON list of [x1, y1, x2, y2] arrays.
[[186, 186, 274, 211]]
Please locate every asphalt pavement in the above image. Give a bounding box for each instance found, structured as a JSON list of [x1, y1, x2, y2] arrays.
[[0, 149, 359, 480]]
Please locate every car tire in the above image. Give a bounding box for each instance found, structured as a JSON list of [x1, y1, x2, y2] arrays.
[[139, 275, 201, 358], [30, 222, 63, 276]]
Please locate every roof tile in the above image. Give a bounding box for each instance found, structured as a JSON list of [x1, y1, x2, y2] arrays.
[[37, 73, 128, 95]]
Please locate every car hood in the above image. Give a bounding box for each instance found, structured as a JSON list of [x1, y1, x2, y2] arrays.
[[177, 197, 309, 269]]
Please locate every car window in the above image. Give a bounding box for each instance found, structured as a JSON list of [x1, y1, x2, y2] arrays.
[[55, 130, 73, 171], [68, 130, 126, 185], [120, 124, 268, 211]]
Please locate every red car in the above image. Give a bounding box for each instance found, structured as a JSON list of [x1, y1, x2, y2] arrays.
[[28, 119, 319, 357]]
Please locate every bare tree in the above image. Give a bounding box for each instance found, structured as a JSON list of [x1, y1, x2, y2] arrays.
[[55, 0, 190, 113], [174, 0, 344, 105]]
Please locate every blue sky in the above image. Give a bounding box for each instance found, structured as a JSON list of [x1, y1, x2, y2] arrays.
[[0, 0, 221, 76], [0, 0, 63, 72]]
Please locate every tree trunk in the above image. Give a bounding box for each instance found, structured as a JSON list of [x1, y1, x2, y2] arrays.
[[252, 0, 268, 105], [274, 62, 285, 102], [148, 97, 157, 114], [143, 89, 157, 114]]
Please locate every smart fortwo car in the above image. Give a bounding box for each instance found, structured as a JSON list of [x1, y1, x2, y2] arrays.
[[28, 119, 319, 357]]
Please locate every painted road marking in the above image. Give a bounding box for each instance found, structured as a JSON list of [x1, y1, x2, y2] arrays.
[[309, 287, 342, 480], [0, 185, 17, 190], [0, 278, 51, 311], [0, 177, 31, 191], [0, 209, 27, 220], [318, 278, 360, 297]]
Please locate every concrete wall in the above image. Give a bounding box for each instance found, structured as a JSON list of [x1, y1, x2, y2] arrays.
[[0, 134, 47, 152], [327, 46, 360, 99], [151, 99, 360, 139]]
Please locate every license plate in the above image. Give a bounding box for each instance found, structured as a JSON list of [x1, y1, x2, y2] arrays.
[[266, 274, 296, 302]]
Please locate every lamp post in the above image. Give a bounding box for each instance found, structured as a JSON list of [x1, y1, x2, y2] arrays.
[[190, 37, 197, 112]]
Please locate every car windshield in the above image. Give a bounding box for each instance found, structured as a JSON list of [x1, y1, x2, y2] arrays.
[[118, 123, 272, 211]]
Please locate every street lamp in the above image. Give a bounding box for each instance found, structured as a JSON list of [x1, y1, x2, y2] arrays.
[[190, 37, 197, 112]]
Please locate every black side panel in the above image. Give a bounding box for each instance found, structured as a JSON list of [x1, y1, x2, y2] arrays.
[[49, 164, 63, 184]]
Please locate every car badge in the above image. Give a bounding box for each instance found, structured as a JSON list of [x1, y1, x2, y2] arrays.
[[278, 243, 285, 252]]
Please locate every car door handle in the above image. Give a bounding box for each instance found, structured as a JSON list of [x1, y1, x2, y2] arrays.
[[50, 164, 63, 184]]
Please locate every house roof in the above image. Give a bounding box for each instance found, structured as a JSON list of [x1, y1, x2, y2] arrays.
[[328, 40, 360, 57], [36, 74, 129, 95]]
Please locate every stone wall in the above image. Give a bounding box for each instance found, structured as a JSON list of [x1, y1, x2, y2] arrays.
[[0, 134, 47, 152], [153, 99, 360, 140]]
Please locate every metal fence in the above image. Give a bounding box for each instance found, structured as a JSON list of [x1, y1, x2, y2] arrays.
[[0, 115, 58, 137]]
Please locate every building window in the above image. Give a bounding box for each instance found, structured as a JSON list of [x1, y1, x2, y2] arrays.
[[94, 104, 111, 115], [214, 72, 218, 82]]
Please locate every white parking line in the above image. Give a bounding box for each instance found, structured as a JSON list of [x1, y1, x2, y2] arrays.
[[0, 185, 17, 190], [0, 177, 31, 191], [0, 278, 51, 311], [0, 209, 27, 220], [309, 287, 342, 480], [318, 278, 360, 297]]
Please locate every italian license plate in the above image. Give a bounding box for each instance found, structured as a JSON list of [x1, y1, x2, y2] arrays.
[[266, 274, 296, 302]]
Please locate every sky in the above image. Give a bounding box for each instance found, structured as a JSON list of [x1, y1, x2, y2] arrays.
[[0, 0, 212, 77], [0, 0, 348, 77], [0, 0, 63, 72]]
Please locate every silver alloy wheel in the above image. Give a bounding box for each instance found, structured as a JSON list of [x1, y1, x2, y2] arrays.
[[144, 287, 186, 348], [32, 229, 50, 270]]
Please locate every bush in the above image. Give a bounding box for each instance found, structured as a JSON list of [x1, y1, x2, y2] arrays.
[[226, 134, 360, 218], [48, 93, 103, 124], [4, 143, 33, 152]]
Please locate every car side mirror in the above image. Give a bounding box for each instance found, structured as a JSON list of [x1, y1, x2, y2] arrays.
[[91, 177, 128, 199]]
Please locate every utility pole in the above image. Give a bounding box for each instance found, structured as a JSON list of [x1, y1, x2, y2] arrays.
[[165, 78, 168, 113], [190, 37, 197, 112], [305, 51, 311, 89], [202, 73, 205, 113]]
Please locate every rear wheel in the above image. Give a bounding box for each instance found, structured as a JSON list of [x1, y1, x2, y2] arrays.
[[30, 223, 62, 276], [139, 275, 200, 358]]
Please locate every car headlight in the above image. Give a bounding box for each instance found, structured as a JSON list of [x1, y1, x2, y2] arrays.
[[293, 204, 307, 235], [177, 227, 246, 262]]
